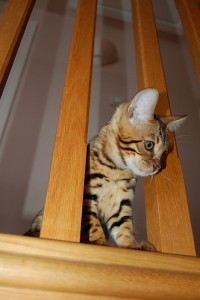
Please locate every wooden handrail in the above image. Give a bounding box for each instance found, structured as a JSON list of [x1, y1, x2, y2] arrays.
[[40, 0, 97, 242], [0, 234, 199, 299], [175, 0, 200, 83], [132, 0, 196, 255], [0, 0, 35, 94]]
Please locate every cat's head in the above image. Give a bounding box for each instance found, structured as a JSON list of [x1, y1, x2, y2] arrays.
[[117, 88, 186, 177]]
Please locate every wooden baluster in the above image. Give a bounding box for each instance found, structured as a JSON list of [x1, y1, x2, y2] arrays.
[[132, 0, 196, 255], [0, 0, 35, 94], [40, 0, 97, 242], [175, 0, 200, 83]]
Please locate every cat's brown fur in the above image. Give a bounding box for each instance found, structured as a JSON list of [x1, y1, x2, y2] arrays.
[[26, 88, 186, 251]]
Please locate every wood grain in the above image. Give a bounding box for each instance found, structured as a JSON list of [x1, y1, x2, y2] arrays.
[[0, 234, 199, 273], [40, 0, 97, 241], [0, 1, 199, 299], [0, 288, 118, 300], [0, 0, 35, 93], [132, 0, 196, 255], [175, 0, 200, 83], [0, 234, 200, 299]]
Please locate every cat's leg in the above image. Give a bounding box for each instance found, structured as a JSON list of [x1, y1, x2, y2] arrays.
[[110, 218, 155, 251], [107, 213, 139, 248], [81, 199, 107, 245], [106, 201, 155, 251]]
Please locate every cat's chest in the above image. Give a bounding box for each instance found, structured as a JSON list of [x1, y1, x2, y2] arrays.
[[96, 172, 136, 202]]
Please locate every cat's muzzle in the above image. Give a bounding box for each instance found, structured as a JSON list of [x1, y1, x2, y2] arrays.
[[153, 162, 161, 172]]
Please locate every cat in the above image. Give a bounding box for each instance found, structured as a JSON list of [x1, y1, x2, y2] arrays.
[[25, 88, 186, 251]]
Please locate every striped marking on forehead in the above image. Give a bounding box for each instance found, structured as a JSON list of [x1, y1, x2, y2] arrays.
[[154, 115, 168, 144], [118, 136, 142, 145], [116, 136, 142, 156]]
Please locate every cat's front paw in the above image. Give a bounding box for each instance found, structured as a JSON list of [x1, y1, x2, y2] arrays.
[[128, 241, 156, 252], [139, 240, 156, 252]]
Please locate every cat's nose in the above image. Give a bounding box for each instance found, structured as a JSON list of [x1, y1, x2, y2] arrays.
[[153, 161, 161, 172]]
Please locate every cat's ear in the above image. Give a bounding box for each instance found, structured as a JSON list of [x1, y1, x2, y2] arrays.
[[128, 88, 158, 123], [160, 115, 187, 131]]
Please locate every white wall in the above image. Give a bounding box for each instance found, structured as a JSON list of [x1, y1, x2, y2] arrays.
[[0, 3, 75, 232], [0, 1, 199, 254]]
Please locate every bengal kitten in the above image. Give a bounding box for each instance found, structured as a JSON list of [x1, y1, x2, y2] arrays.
[[25, 88, 186, 251]]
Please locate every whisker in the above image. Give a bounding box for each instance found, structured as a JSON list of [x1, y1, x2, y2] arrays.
[[160, 173, 175, 186], [144, 175, 154, 189], [168, 134, 190, 143]]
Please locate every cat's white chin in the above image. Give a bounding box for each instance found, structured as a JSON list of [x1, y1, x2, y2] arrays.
[[135, 169, 157, 177]]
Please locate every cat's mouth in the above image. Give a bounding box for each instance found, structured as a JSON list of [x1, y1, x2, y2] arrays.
[[141, 160, 161, 176], [134, 165, 161, 177], [125, 157, 162, 177], [141, 170, 159, 177], [132, 168, 158, 177], [149, 169, 160, 176]]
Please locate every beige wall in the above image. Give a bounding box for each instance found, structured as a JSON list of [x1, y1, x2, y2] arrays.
[[0, 1, 199, 254]]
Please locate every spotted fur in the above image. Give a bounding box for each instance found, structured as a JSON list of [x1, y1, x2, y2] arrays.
[[25, 88, 186, 251]]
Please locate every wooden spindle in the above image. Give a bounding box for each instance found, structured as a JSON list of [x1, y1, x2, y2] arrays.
[[40, 0, 97, 242], [175, 0, 200, 83], [0, 0, 35, 94], [132, 0, 196, 255]]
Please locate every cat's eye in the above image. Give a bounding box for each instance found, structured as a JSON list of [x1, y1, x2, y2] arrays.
[[144, 140, 154, 151]]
